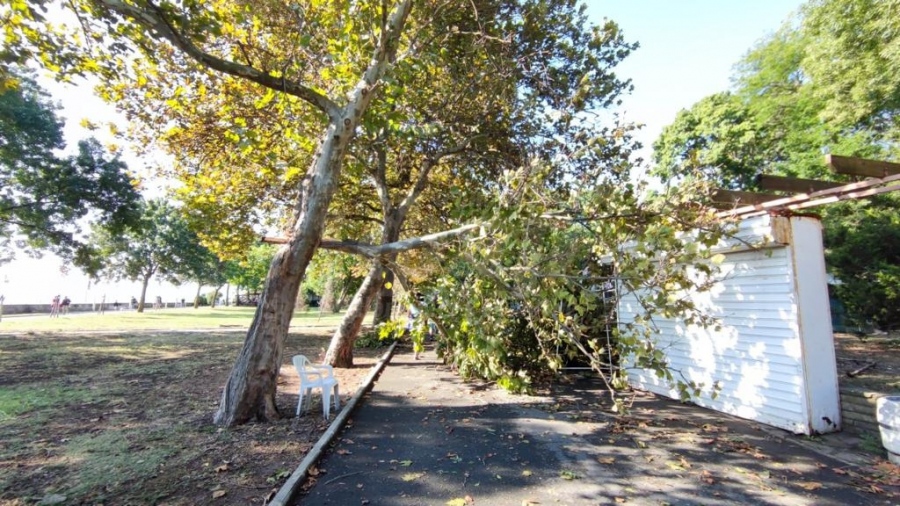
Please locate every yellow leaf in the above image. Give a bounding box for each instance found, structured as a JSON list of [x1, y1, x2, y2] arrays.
[[710, 253, 726, 265], [402, 472, 425, 482], [384, 282, 393, 290]]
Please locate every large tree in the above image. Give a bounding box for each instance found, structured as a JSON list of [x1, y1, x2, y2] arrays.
[[6, 0, 416, 426], [0, 70, 140, 266], [111, 1, 636, 369], [4, 0, 671, 425]]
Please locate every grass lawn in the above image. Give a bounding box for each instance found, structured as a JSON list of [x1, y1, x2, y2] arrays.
[[0, 309, 386, 505], [0, 306, 348, 332]]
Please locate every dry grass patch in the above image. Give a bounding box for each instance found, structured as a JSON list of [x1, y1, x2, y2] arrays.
[[0, 328, 383, 505]]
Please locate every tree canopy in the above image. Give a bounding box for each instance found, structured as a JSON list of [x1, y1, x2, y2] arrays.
[[90, 198, 196, 311], [651, 0, 900, 327], [4, 0, 736, 424], [0, 70, 141, 267]]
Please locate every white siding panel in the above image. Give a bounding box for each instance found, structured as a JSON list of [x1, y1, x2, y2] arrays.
[[622, 215, 841, 435]]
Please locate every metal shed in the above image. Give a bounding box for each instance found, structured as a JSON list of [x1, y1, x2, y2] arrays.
[[620, 214, 842, 435]]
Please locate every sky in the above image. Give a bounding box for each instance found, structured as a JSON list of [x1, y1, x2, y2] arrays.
[[0, 0, 805, 305]]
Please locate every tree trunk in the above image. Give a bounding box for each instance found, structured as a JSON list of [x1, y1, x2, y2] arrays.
[[320, 276, 336, 313], [212, 0, 414, 427], [138, 275, 150, 313], [214, 117, 355, 426], [372, 212, 403, 324], [211, 286, 222, 308], [324, 262, 384, 367], [373, 269, 395, 324], [326, 213, 403, 367], [194, 283, 202, 309]]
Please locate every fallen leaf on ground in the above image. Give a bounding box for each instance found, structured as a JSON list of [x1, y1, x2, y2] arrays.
[[598, 457, 616, 465], [666, 461, 685, 471], [402, 472, 425, 482], [399, 460, 413, 467], [799, 482, 823, 491], [211, 490, 226, 499]]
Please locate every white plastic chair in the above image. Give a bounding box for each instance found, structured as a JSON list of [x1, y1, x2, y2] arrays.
[[292, 355, 340, 419]]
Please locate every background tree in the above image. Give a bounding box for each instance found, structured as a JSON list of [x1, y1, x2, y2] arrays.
[[171, 234, 228, 309], [91, 199, 192, 311], [652, 0, 900, 328], [225, 244, 276, 305], [0, 70, 141, 267]]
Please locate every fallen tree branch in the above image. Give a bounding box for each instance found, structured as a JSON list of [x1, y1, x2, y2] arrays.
[[846, 361, 876, 378], [262, 223, 480, 258]]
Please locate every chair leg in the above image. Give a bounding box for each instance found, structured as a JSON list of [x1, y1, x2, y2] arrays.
[[333, 384, 340, 411], [296, 387, 305, 417], [304, 388, 313, 413], [322, 388, 332, 420]]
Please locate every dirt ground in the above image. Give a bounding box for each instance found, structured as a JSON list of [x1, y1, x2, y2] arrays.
[[0, 327, 385, 506], [833, 331, 900, 393], [1, 329, 896, 505]]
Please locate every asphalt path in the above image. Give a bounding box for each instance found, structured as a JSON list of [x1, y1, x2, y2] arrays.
[[298, 346, 894, 505]]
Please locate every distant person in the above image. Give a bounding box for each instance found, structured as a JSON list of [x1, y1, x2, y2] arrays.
[[99, 294, 106, 315], [154, 295, 162, 310], [50, 295, 60, 318], [131, 296, 137, 309], [181, 298, 185, 308], [114, 300, 120, 311], [61, 296, 71, 315]]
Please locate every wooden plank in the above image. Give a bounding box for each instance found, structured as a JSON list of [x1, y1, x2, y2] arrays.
[[826, 154, 900, 178], [721, 173, 900, 218], [756, 174, 844, 194], [711, 189, 781, 207]]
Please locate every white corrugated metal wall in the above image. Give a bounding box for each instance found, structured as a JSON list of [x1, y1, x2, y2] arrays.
[[620, 215, 841, 435]]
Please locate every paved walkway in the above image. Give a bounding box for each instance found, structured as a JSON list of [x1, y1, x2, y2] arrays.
[[298, 346, 896, 505]]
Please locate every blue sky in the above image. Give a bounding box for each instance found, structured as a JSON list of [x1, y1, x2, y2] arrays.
[[588, 0, 803, 159], [2, 1, 806, 305]]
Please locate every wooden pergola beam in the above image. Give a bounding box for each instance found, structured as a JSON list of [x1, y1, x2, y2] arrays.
[[756, 174, 844, 194], [719, 172, 900, 218], [711, 189, 782, 208], [826, 154, 900, 178]]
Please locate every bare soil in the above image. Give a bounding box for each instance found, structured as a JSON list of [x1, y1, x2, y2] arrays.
[[834, 332, 900, 393], [0, 327, 385, 506]]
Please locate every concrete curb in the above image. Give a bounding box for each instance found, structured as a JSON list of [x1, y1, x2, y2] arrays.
[[268, 341, 398, 506]]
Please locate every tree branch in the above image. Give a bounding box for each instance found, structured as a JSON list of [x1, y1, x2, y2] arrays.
[[262, 222, 478, 258], [95, 0, 342, 119]]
